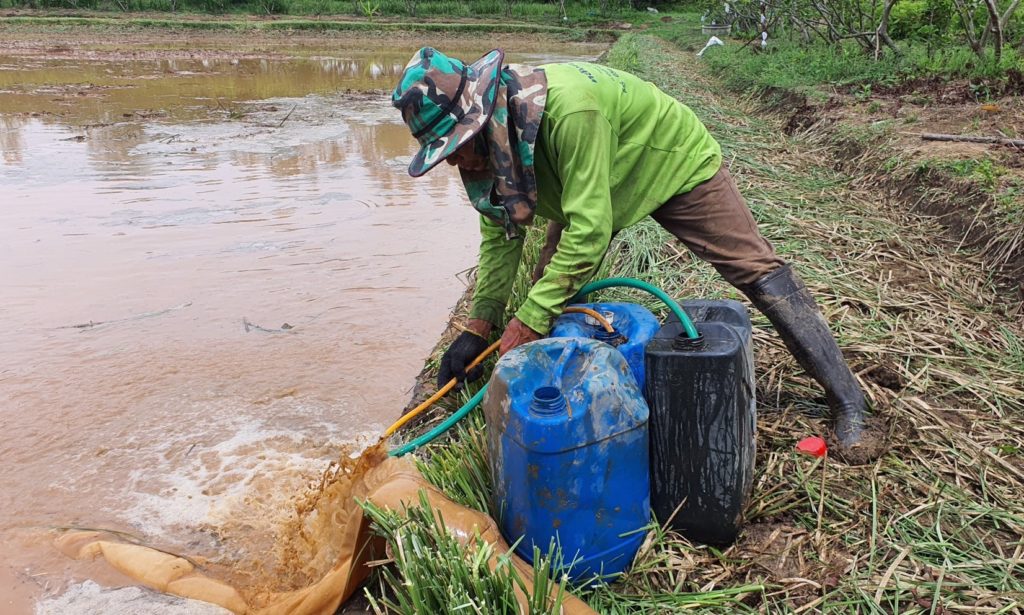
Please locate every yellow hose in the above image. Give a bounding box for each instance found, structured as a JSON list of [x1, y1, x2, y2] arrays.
[[383, 340, 500, 437], [384, 306, 614, 438], [561, 306, 615, 333]]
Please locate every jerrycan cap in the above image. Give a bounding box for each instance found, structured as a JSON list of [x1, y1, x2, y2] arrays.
[[584, 310, 615, 328], [531, 386, 567, 415], [672, 332, 705, 351], [796, 436, 828, 458]]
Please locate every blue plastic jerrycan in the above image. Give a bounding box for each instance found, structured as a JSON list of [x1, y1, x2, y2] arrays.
[[549, 302, 660, 390], [483, 337, 650, 582]]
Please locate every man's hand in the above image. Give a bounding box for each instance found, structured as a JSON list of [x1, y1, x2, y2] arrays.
[[500, 317, 543, 356], [437, 319, 493, 388]]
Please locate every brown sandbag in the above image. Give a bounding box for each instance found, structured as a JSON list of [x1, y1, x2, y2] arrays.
[[55, 531, 249, 613], [56, 455, 595, 615]]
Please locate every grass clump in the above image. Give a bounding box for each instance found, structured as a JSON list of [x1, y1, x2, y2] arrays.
[[413, 409, 493, 516], [359, 491, 567, 614], [929, 157, 1007, 190]]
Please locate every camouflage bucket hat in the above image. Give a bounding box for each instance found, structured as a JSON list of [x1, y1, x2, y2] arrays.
[[392, 47, 504, 178]]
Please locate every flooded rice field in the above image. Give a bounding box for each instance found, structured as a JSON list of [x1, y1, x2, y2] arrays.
[[0, 30, 601, 613]]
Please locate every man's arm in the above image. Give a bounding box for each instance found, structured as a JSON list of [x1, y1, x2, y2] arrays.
[[468, 213, 525, 333], [513, 109, 614, 336]]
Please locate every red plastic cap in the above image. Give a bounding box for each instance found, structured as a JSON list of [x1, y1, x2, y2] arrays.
[[796, 436, 828, 458]]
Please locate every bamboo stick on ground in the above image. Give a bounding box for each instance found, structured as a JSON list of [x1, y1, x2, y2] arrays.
[[919, 132, 1024, 146]]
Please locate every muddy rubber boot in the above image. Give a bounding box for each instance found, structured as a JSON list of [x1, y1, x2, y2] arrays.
[[740, 264, 867, 449]]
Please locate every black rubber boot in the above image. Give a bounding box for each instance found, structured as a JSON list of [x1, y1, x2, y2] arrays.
[[740, 264, 867, 449]]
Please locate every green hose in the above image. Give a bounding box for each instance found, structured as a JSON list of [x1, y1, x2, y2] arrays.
[[389, 385, 487, 457], [574, 277, 699, 339], [389, 277, 695, 456]]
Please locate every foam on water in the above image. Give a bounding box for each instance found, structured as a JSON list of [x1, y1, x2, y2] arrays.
[[119, 407, 381, 540], [36, 581, 231, 615]]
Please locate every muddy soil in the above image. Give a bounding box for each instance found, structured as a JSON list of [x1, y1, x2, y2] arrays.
[[779, 80, 1024, 297], [0, 25, 596, 58], [830, 417, 891, 465]]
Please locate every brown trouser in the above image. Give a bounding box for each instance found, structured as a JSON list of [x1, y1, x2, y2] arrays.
[[533, 166, 785, 287]]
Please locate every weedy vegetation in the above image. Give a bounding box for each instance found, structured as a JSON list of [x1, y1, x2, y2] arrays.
[[654, 8, 1024, 101], [360, 489, 569, 614]]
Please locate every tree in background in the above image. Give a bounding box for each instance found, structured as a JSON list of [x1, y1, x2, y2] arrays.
[[700, 0, 1021, 62], [951, 0, 1022, 59], [762, 0, 901, 56]]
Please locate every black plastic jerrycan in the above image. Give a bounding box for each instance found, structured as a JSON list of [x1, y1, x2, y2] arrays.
[[643, 299, 756, 545]]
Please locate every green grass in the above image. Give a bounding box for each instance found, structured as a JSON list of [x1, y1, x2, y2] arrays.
[[650, 12, 1024, 101], [930, 157, 1006, 190], [360, 490, 569, 614], [995, 180, 1024, 227], [413, 410, 494, 516], [702, 41, 1024, 97]]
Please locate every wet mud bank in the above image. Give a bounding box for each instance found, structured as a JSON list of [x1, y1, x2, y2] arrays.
[[774, 89, 1024, 303], [0, 12, 619, 40], [0, 23, 606, 62]]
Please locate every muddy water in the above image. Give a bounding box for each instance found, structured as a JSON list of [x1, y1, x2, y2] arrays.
[[0, 33, 600, 613]]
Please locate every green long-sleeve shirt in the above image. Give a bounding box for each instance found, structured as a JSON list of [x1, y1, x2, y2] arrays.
[[469, 62, 723, 334]]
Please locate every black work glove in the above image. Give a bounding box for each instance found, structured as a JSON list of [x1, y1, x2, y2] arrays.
[[438, 331, 489, 388]]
